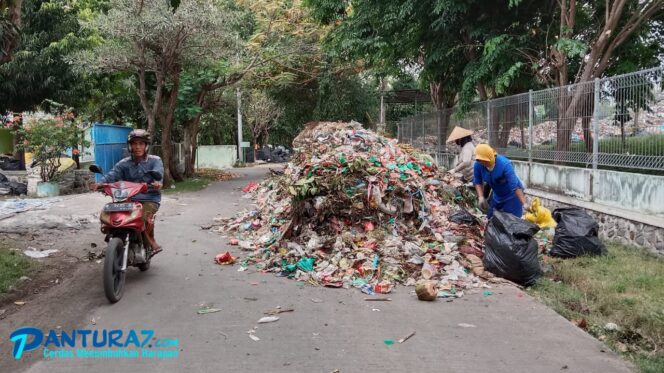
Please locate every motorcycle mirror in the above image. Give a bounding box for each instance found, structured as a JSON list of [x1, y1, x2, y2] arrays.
[[147, 171, 162, 181], [89, 165, 103, 174]]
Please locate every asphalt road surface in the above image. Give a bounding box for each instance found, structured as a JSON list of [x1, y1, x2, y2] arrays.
[[1, 166, 633, 373]]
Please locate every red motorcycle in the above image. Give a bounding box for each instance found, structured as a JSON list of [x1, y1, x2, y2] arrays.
[[89, 165, 160, 303]]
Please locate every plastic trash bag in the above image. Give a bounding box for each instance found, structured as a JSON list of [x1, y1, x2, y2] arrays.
[[483, 211, 542, 286], [449, 209, 479, 225], [524, 198, 557, 229], [550, 208, 606, 258]]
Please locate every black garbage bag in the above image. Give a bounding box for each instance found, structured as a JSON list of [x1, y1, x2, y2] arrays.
[[9, 181, 27, 195], [483, 211, 542, 286], [0, 157, 21, 171], [550, 208, 606, 258], [0, 181, 27, 195], [449, 209, 479, 225], [0, 172, 7, 183]]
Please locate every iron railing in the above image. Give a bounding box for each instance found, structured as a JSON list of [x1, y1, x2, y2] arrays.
[[397, 66, 664, 171]]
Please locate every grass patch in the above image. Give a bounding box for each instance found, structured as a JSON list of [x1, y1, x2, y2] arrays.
[[529, 242, 664, 371], [163, 176, 211, 194], [0, 248, 33, 294]]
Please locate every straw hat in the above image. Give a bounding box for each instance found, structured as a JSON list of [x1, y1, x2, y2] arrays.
[[446, 126, 473, 143]]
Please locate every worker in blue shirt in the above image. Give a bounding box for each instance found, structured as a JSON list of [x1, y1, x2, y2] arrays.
[[473, 144, 527, 218]]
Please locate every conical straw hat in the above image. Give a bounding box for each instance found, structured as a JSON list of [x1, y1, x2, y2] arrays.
[[446, 126, 473, 143]]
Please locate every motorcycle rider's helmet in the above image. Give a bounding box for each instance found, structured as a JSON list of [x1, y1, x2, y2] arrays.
[[127, 129, 151, 154]]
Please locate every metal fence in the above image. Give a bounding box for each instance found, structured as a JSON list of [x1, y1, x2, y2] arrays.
[[397, 66, 664, 171]]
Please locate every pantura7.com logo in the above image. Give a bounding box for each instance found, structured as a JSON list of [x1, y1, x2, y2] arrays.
[[9, 327, 179, 360]]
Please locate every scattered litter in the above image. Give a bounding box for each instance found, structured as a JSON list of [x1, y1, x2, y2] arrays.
[[257, 316, 280, 324], [23, 248, 59, 258], [458, 323, 476, 328], [242, 182, 260, 193], [372, 308, 380, 312], [311, 298, 323, 303], [19, 276, 31, 281], [416, 281, 438, 301], [383, 339, 395, 345], [483, 291, 493, 296], [398, 331, 416, 344], [14, 301, 26, 306], [212, 121, 485, 298], [91, 317, 97, 325], [364, 298, 392, 302], [572, 318, 588, 330], [198, 307, 222, 315], [244, 297, 258, 301], [214, 251, 236, 265], [249, 334, 260, 341], [604, 322, 620, 331], [264, 308, 294, 315]]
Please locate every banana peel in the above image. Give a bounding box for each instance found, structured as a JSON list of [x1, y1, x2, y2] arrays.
[[524, 197, 556, 229]]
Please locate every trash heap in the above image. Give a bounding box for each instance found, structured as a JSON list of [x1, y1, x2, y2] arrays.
[[214, 121, 488, 298]]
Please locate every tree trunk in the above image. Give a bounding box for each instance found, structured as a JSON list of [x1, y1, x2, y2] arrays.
[[0, 0, 22, 65], [159, 75, 182, 186]]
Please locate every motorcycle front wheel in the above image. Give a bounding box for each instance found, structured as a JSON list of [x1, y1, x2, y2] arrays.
[[103, 237, 126, 303]]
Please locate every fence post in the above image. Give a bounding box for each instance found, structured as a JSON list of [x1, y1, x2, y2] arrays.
[[591, 78, 600, 202], [486, 100, 491, 145], [528, 90, 533, 186], [437, 111, 442, 165]]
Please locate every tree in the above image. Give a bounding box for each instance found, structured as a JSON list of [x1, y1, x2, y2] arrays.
[[77, 0, 239, 184], [530, 0, 664, 153], [0, 0, 21, 65], [244, 90, 283, 159]]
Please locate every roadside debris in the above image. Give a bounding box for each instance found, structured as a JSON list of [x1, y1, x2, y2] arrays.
[[23, 247, 59, 258], [213, 121, 486, 298], [214, 251, 236, 265], [416, 281, 438, 301], [264, 308, 294, 315], [398, 331, 416, 344], [550, 208, 606, 258], [483, 211, 542, 286], [458, 323, 477, 328], [198, 306, 222, 315], [257, 316, 280, 324]]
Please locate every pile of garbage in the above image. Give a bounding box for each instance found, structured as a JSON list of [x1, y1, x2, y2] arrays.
[[213, 121, 489, 298]]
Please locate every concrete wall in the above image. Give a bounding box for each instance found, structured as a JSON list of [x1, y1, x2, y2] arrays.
[[512, 161, 664, 217], [197, 145, 237, 170]]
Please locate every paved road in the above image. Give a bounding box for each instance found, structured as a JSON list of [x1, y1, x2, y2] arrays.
[[2, 167, 632, 372]]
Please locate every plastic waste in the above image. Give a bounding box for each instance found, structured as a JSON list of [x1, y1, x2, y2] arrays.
[[524, 198, 557, 229], [449, 209, 479, 225], [296, 257, 315, 272], [483, 211, 542, 286], [214, 252, 236, 265], [550, 208, 606, 258]]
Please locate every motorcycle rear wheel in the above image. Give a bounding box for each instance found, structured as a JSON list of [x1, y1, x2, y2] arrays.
[[103, 237, 126, 303]]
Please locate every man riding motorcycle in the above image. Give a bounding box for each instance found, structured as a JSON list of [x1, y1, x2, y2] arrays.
[[90, 129, 164, 255]]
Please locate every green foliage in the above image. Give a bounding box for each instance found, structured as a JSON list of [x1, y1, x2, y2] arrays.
[[530, 242, 664, 371], [313, 68, 378, 124], [0, 0, 89, 111], [18, 113, 86, 181], [554, 37, 587, 59], [0, 248, 33, 294]]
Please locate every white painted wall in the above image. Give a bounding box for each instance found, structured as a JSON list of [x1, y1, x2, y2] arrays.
[[512, 160, 664, 217], [196, 145, 237, 170]]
